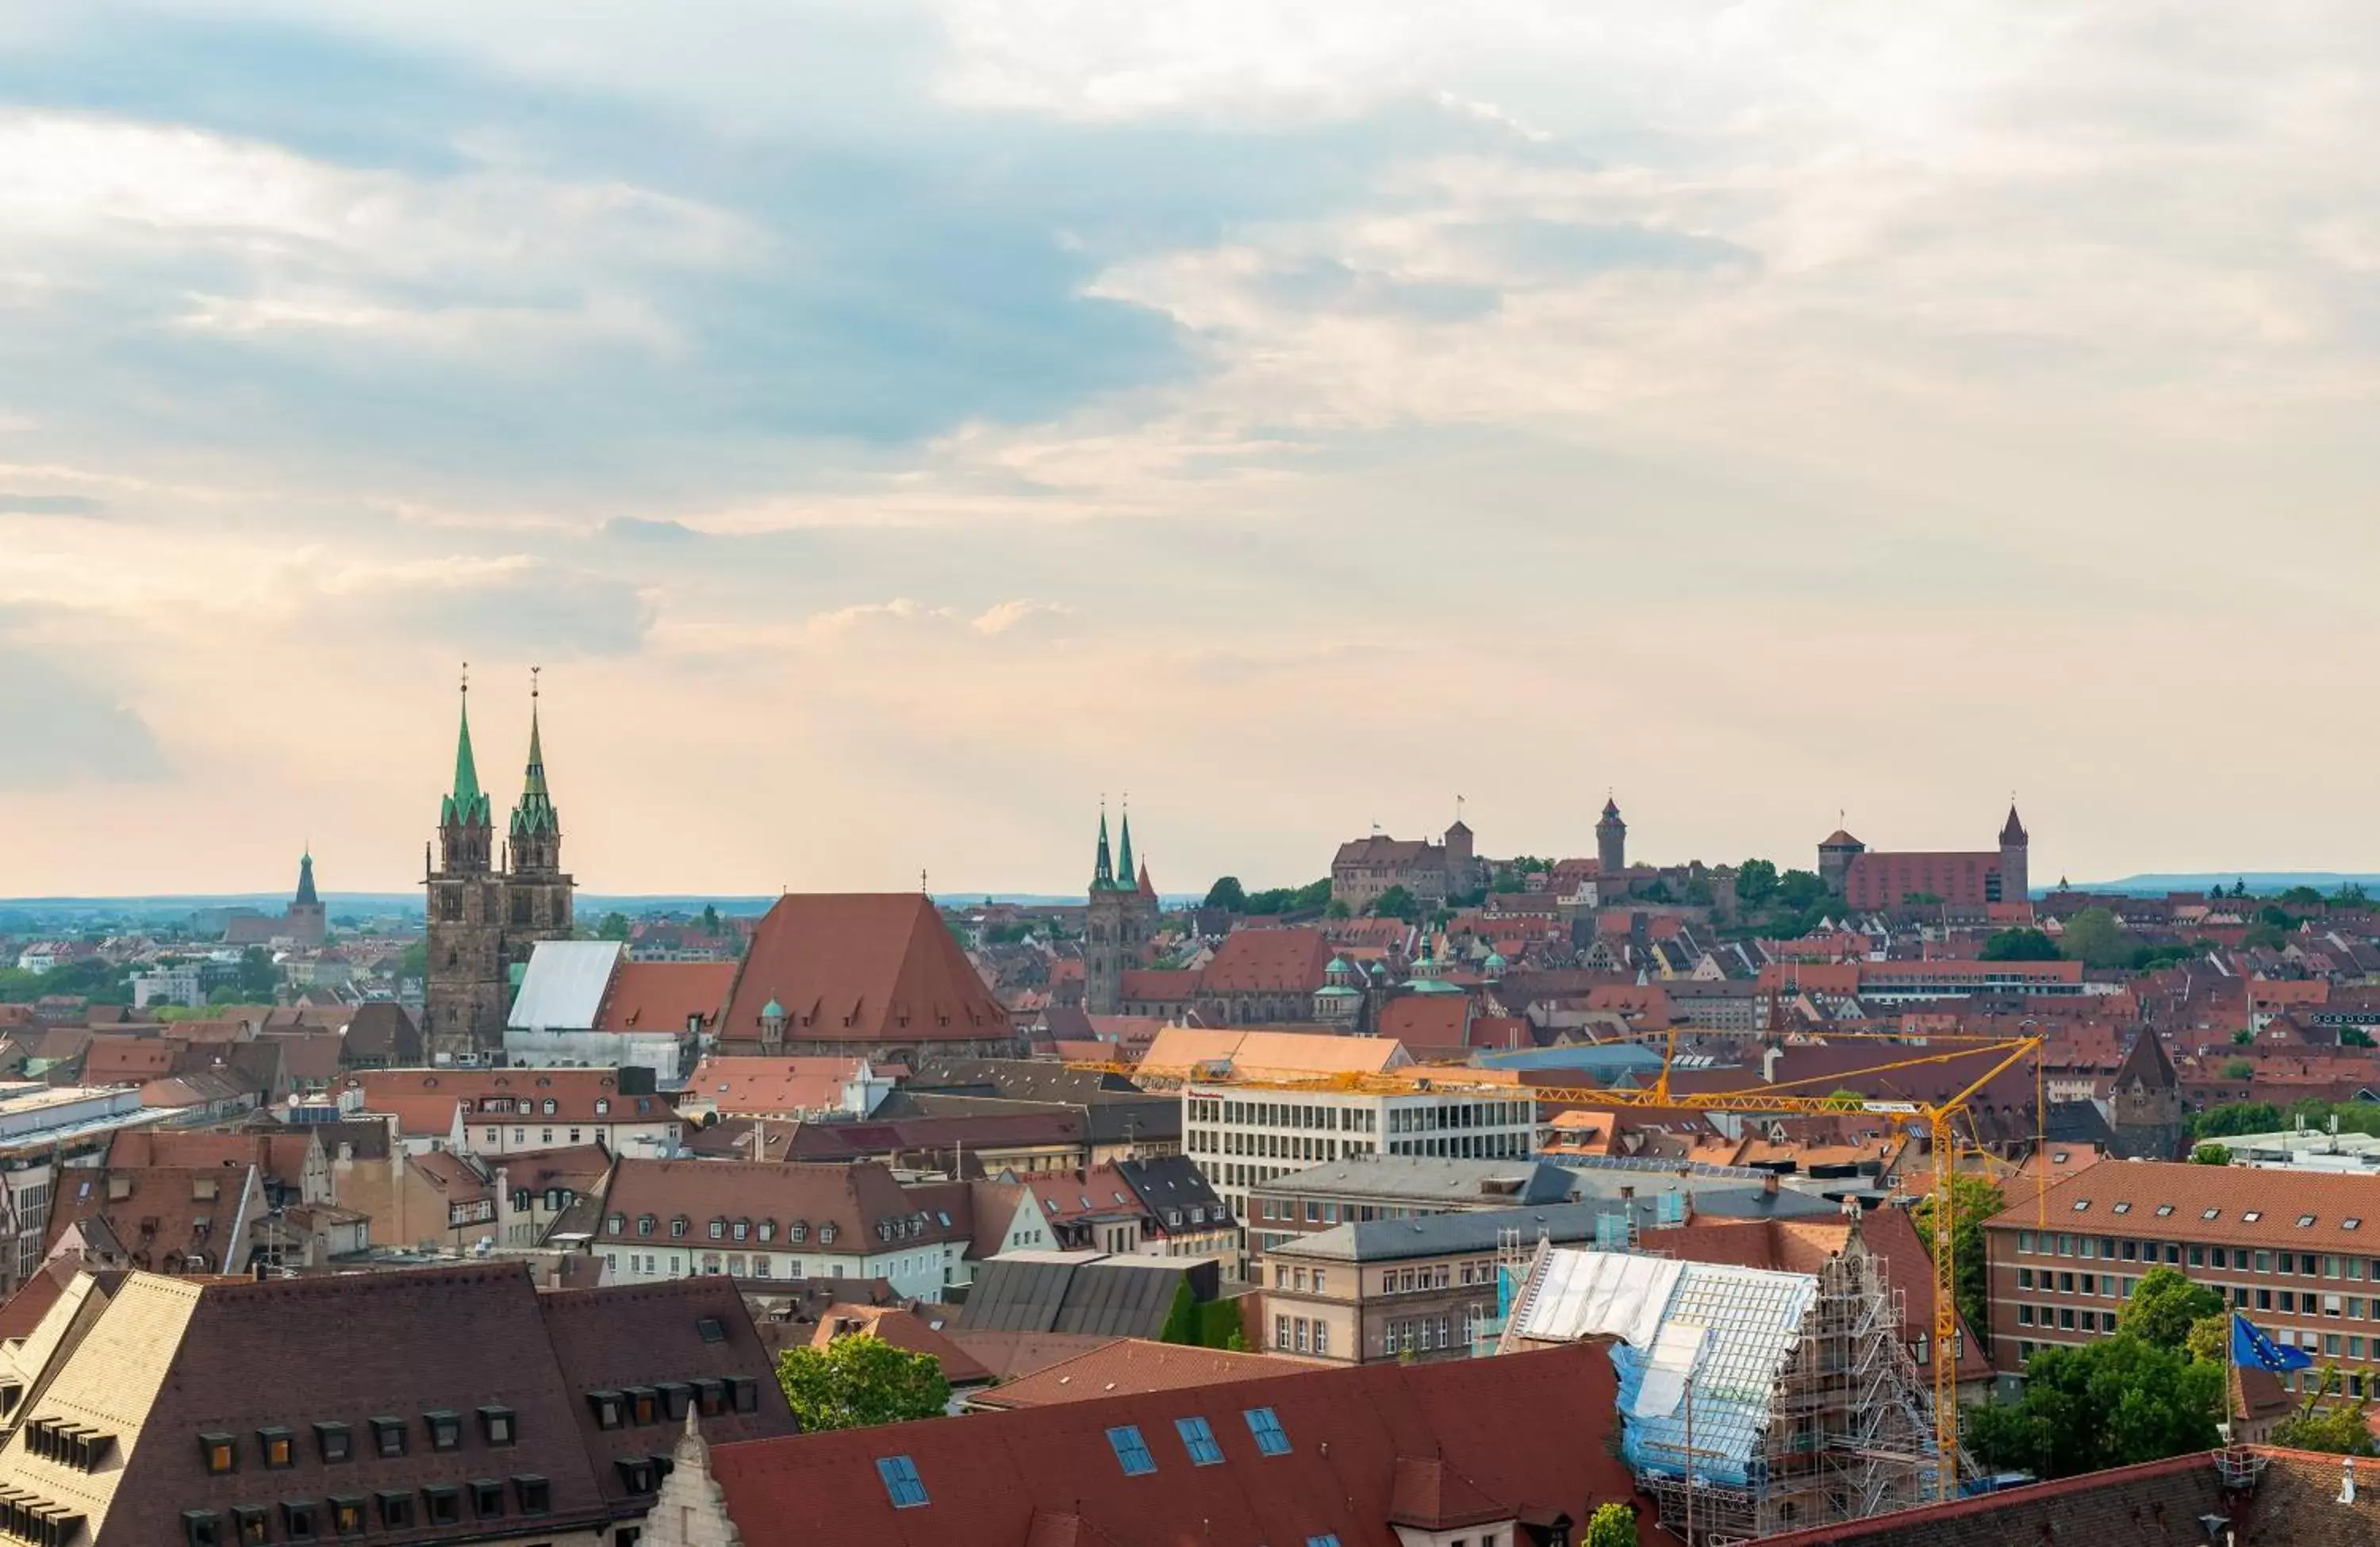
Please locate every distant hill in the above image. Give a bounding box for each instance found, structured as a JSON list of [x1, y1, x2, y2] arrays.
[[2062, 873, 2380, 897]]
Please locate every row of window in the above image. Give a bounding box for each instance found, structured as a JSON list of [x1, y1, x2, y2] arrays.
[[182, 1478, 547, 1547], [2013, 1230, 2380, 1281], [1184, 1099, 1380, 1132], [1189, 1130, 1370, 1164], [2062, 1198, 2363, 1231], [612, 1215, 841, 1245], [0, 1497, 77, 1547], [874, 1406, 1296, 1507], [587, 1377, 761, 1430], [1274, 1315, 1331, 1355], [22, 1418, 111, 1472], [201, 1410, 513, 1476], [1385, 1314, 1464, 1355]]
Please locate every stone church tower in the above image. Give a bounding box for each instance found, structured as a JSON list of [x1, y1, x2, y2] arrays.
[[1083, 808, 1159, 1017], [424, 673, 577, 1063]]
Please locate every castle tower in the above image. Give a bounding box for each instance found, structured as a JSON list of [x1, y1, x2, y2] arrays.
[[2107, 1030, 2184, 1160], [286, 847, 328, 947], [503, 672, 576, 964], [1595, 797, 1627, 877], [1818, 827, 1866, 893], [1084, 808, 1126, 1016], [425, 673, 509, 1062], [1998, 803, 2030, 904]]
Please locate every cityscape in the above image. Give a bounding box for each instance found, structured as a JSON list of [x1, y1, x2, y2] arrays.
[[5, 5, 2376, 1547]]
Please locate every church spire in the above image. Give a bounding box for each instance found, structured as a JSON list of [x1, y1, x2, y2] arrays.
[[511, 667, 559, 839], [294, 847, 319, 907], [440, 666, 490, 827], [1092, 806, 1117, 891], [1118, 804, 1137, 883]]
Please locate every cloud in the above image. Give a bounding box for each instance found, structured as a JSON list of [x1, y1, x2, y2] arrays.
[[0, 492, 105, 516], [0, 622, 168, 786], [317, 554, 655, 658], [970, 598, 1069, 635]]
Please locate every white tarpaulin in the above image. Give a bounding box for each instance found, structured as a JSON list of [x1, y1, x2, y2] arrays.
[[1633, 1321, 1709, 1420], [1513, 1247, 1683, 1350]]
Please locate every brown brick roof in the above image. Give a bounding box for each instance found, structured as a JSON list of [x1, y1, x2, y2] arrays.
[[720, 893, 1010, 1047], [1983, 1158, 2380, 1253], [597, 962, 737, 1033], [106, 1129, 319, 1194], [1197, 928, 1331, 994], [967, 1339, 1311, 1411], [343, 1069, 674, 1133], [592, 1159, 969, 1253], [685, 1055, 871, 1116]]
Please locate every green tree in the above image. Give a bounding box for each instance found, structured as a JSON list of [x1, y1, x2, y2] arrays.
[[2222, 1058, 2255, 1080], [1965, 1334, 2222, 1478], [775, 1335, 950, 1431], [1735, 859, 1779, 906], [1683, 877, 1714, 907], [2231, 1028, 2255, 1046], [1821, 1088, 1865, 1111], [1584, 1503, 1639, 1547], [397, 939, 428, 981], [1775, 869, 1830, 908], [2190, 1102, 2282, 1139], [233, 946, 279, 999], [1369, 885, 1419, 923], [2281, 885, 2326, 908], [2346, 1027, 2377, 1049], [2190, 1143, 2232, 1166], [1325, 899, 1352, 919], [2185, 1312, 2228, 1365], [2271, 1368, 2379, 1455], [2243, 923, 2286, 951], [2117, 1267, 2225, 1352], [701, 903, 721, 932], [597, 911, 631, 941], [2336, 884, 2370, 908], [2060, 907, 2136, 969], [1913, 1177, 2004, 1355], [1981, 927, 2062, 962], [1203, 876, 1248, 912]]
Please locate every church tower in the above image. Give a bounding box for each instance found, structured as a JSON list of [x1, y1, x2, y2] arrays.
[[1998, 803, 2030, 903], [425, 672, 509, 1062], [1117, 808, 1158, 973], [503, 670, 576, 964], [1596, 797, 1628, 877], [2107, 1030, 2184, 1160], [1084, 809, 1127, 1016], [286, 847, 327, 947]]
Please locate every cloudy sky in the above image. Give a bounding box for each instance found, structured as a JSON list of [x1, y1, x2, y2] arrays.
[[2, 2, 2374, 898]]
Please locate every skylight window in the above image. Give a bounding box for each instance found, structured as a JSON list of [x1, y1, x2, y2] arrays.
[[1309, 1537, 1343, 1547], [1176, 1416, 1223, 1466], [2204, 1208, 2221, 1220], [2347, 1219, 2363, 1231], [2155, 1204, 2175, 1217], [2244, 1211, 2263, 1223], [2113, 1202, 2132, 1215], [1244, 1407, 1291, 1457], [2297, 1215, 2317, 1228], [2071, 1200, 2090, 1212], [1107, 1426, 1157, 1476], [876, 1457, 927, 1508]]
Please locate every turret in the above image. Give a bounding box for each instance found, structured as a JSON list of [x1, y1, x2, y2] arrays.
[[509, 674, 562, 875], [437, 676, 493, 874], [1595, 797, 1627, 877], [1998, 803, 2029, 902]]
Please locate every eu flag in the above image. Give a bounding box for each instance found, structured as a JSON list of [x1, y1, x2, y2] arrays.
[[2232, 1312, 2315, 1372]]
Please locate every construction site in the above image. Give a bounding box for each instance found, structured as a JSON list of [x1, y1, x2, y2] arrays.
[[1497, 1207, 1962, 1547]]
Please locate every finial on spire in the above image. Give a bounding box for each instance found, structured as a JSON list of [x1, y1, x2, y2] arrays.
[[461, 660, 469, 697], [532, 663, 541, 700], [920, 867, 929, 895]]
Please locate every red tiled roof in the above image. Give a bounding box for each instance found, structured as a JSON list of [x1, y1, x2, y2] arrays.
[[686, 1055, 871, 1116], [593, 1159, 968, 1251], [1377, 995, 1471, 1045], [809, 1303, 993, 1384], [1196, 928, 1331, 994], [343, 1068, 675, 1131], [720, 894, 1011, 1047], [598, 960, 738, 1032], [1118, 969, 1199, 1002], [969, 1339, 1313, 1411], [706, 1342, 1637, 1547], [1981, 1159, 2380, 1253]]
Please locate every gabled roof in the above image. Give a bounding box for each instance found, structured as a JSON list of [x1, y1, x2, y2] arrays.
[[685, 1055, 871, 1117], [969, 1339, 1305, 1411], [2110, 1028, 2178, 1093], [1197, 928, 1331, 994], [508, 940, 626, 1031], [720, 894, 1010, 1047], [598, 961, 738, 1032]]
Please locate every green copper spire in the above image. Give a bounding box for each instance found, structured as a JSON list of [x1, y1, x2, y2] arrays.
[[294, 848, 319, 906], [1092, 808, 1117, 890], [511, 672, 559, 837], [440, 671, 490, 827], [1117, 808, 1137, 883]]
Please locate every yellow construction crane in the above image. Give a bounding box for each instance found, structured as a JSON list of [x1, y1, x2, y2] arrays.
[[1574, 1029, 2046, 1502]]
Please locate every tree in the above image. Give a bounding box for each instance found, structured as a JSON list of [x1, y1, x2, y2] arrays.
[[2232, 1028, 2255, 1046], [1369, 885, 1419, 923], [2336, 883, 2370, 908], [2346, 1027, 2377, 1049], [2190, 1102, 2282, 1139], [2185, 1312, 2228, 1366], [1735, 859, 1779, 906], [233, 946, 279, 1000], [1584, 1503, 1639, 1547], [2190, 1143, 2232, 1166], [2271, 1368, 2379, 1455], [597, 912, 631, 941], [1913, 1176, 2004, 1355], [1203, 876, 1248, 912], [2117, 1267, 2225, 1351], [775, 1335, 950, 1431], [1639, 878, 1674, 904], [1821, 1088, 1865, 1111], [397, 939, 428, 981], [2222, 1058, 2255, 1080], [1965, 1334, 2222, 1479], [2243, 923, 2287, 951], [2282, 885, 2326, 908], [1325, 899, 1352, 919], [701, 903, 721, 932], [1981, 927, 2062, 962], [2060, 907, 2136, 969], [1775, 869, 1829, 908]]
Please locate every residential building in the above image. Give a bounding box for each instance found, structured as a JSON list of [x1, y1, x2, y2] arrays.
[[0, 1263, 794, 1547], [1115, 1154, 1238, 1260], [1983, 1160, 2380, 1397], [337, 1067, 682, 1160], [585, 1159, 971, 1299], [0, 1084, 166, 1298], [676, 1056, 891, 1121], [1181, 1084, 1541, 1243], [639, 1341, 1638, 1547]]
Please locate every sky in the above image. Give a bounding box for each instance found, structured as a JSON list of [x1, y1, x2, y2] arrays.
[[2, 2, 2375, 898]]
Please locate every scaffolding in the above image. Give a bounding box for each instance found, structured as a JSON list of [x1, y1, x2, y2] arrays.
[[1503, 1219, 1967, 1547]]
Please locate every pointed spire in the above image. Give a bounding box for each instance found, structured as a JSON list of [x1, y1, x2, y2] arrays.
[[294, 849, 319, 907], [442, 664, 489, 827], [510, 666, 559, 838], [2001, 801, 2028, 845], [1118, 802, 1137, 882], [1092, 803, 1116, 891]]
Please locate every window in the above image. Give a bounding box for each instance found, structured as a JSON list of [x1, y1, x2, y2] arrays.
[[732, 1376, 762, 1414], [2351, 1219, 2365, 1232], [376, 1492, 413, 1530], [201, 1432, 237, 1475], [1315, 1322, 1330, 1356], [282, 1502, 318, 1541], [257, 1426, 294, 1469], [425, 1410, 462, 1452], [329, 1497, 365, 1537], [1244, 1407, 1291, 1456], [2244, 1211, 2263, 1223], [1107, 1425, 1158, 1476], [314, 1422, 351, 1463], [424, 1486, 461, 1527], [2156, 1203, 2175, 1216], [1310, 1537, 1344, 1547], [2205, 1208, 2221, 1220], [670, 1218, 688, 1238], [185, 1512, 224, 1547], [470, 1481, 505, 1518], [698, 1315, 727, 1345], [591, 1392, 624, 1430], [2300, 1215, 2319, 1229], [877, 1456, 929, 1508], [479, 1406, 516, 1445], [617, 1458, 658, 1494], [2113, 1202, 2131, 1215], [2071, 1200, 2090, 1213], [515, 1476, 551, 1515], [709, 1220, 724, 1239], [368, 1417, 405, 1458]]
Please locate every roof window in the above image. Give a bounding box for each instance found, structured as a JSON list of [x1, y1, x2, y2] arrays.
[[280, 1501, 317, 1541], [1106, 1425, 1158, 1476], [2204, 1207, 2221, 1219], [232, 1507, 267, 1547], [367, 1417, 405, 1458], [514, 1476, 551, 1516], [2298, 1215, 2317, 1228], [2112, 1202, 2132, 1215], [374, 1492, 413, 1530], [1175, 1415, 1223, 1465], [1310, 1537, 1345, 1547], [469, 1481, 504, 1518], [877, 1456, 929, 1508], [2244, 1211, 2263, 1223], [258, 1426, 294, 1469], [478, 1406, 516, 1446], [1244, 1406, 1292, 1456], [424, 1410, 462, 1452], [422, 1486, 461, 1528], [313, 1422, 351, 1464], [589, 1392, 624, 1430], [2347, 1219, 2363, 1231], [184, 1510, 224, 1547], [2155, 1204, 2175, 1217], [697, 1316, 727, 1345], [2071, 1200, 2090, 1212]]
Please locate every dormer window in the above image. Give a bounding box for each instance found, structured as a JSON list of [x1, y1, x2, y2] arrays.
[[478, 1406, 516, 1446], [425, 1410, 462, 1452], [367, 1417, 405, 1458], [259, 1426, 294, 1469], [589, 1392, 624, 1430], [200, 1432, 237, 1475], [595, 1099, 610, 1116], [314, 1422, 351, 1463]]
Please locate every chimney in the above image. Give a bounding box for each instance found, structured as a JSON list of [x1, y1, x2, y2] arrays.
[[1763, 1171, 1779, 1197], [1619, 1185, 1635, 1201]]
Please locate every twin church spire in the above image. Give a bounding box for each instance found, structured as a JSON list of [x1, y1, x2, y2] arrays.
[[437, 666, 562, 876], [1089, 804, 1154, 896]]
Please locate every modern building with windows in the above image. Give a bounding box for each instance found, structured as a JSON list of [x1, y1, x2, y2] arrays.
[[1983, 1160, 2380, 1395]]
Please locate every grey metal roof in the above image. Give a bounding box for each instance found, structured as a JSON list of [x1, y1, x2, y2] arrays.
[[1257, 1155, 1579, 1206], [1559, 1168, 1840, 1221], [1269, 1200, 1647, 1263], [956, 1253, 1200, 1340]]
